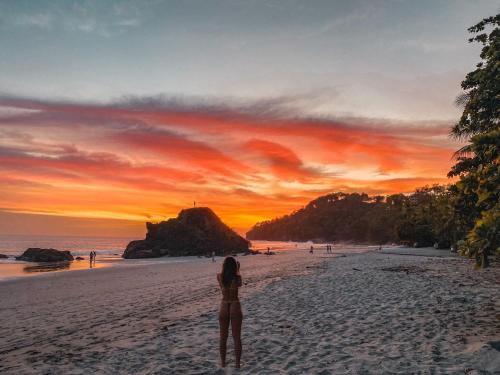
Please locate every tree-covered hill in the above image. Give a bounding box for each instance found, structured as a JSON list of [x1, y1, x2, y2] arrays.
[[246, 186, 467, 248]]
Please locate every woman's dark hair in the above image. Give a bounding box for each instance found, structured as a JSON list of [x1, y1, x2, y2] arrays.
[[222, 256, 238, 287]]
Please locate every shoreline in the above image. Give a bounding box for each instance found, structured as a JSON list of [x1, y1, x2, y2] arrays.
[[0, 241, 375, 282], [0, 248, 498, 374]]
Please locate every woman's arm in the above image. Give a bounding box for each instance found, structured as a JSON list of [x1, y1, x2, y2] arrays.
[[237, 275, 242, 287], [236, 262, 242, 286]]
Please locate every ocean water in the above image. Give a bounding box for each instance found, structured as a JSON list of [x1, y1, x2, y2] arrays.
[[0, 235, 134, 258], [0, 235, 324, 258]]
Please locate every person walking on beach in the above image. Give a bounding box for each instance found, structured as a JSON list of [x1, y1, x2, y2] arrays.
[[217, 256, 243, 368], [212, 251, 216, 262], [310, 245, 314, 254]]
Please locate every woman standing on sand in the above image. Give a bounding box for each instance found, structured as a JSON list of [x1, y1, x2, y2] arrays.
[[217, 256, 243, 368]]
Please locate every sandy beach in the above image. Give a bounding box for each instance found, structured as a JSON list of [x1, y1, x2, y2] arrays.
[[0, 247, 499, 374]]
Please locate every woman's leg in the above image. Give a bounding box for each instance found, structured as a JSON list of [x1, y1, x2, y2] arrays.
[[219, 302, 230, 367], [230, 302, 243, 368]]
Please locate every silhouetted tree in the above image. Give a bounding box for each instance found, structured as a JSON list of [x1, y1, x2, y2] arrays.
[[449, 14, 500, 267]]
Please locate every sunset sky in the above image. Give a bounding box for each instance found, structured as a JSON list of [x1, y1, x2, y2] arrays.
[[0, 0, 498, 236]]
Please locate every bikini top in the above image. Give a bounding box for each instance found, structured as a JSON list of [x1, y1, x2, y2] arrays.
[[217, 274, 242, 302]]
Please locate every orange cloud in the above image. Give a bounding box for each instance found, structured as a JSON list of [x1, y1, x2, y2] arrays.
[[113, 128, 252, 178], [0, 95, 462, 235], [242, 139, 321, 182]]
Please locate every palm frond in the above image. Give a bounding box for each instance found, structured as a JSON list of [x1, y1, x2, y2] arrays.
[[452, 144, 474, 159], [455, 92, 470, 107]]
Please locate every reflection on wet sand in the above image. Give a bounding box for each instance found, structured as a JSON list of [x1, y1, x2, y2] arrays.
[[22, 260, 107, 274], [23, 262, 71, 273], [0, 257, 115, 281]]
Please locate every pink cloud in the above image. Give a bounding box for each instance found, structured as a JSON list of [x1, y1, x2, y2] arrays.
[[0, 94, 461, 231]]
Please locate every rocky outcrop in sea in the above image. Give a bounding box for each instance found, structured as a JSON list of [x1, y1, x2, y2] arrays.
[[16, 248, 74, 262], [123, 207, 250, 259]]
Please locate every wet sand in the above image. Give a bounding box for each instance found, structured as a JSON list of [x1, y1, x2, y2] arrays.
[[0, 259, 112, 281]]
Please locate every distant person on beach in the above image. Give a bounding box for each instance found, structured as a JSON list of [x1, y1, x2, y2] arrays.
[[310, 246, 314, 254], [212, 251, 216, 262], [217, 256, 243, 368], [90, 251, 97, 266], [267, 247, 271, 255]]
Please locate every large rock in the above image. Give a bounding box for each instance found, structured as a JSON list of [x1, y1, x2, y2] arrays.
[[16, 248, 74, 262], [123, 207, 250, 259]]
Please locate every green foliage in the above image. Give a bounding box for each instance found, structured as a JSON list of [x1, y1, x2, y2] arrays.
[[468, 203, 500, 267], [451, 14, 499, 138], [246, 186, 464, 247], [450, 14, 500, 267]]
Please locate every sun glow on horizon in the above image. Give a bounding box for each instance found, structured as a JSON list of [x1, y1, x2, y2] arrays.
[[0, 96, 461, 236]]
